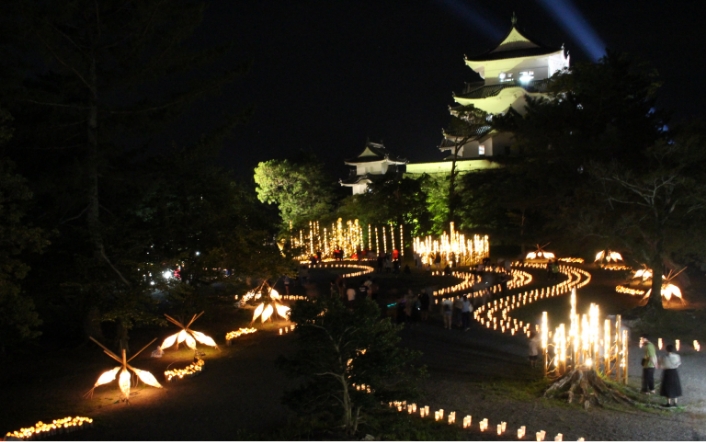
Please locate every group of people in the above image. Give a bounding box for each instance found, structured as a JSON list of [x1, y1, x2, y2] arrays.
[[440, 295, 474, 331], [640, 334, 682, 407], [376, 250, 401, 273], [545, 259, 560, 281], [336, 275, 380, 307], [395, 288, 432, 324]]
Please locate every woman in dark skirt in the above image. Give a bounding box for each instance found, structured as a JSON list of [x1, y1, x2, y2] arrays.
[[659, 344, 682, 407]]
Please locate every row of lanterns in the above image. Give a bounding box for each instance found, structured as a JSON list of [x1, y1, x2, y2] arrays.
[[473, 265, 592, 337], [4, 417, 93, 441], [640, 337, 700, 352], [164, 358, 205, 382], [308, 262, 375, 278], [431, 267, 532, 299], [225, 327, 257, 345], [385, 400, 579, 440]]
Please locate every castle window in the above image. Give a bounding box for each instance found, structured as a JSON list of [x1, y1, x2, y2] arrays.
[[519, 71, 534, 83], [479, 145, 486, 155]]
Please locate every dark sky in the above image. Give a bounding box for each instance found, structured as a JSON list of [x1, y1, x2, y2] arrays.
[[183, 0, 704, 179]]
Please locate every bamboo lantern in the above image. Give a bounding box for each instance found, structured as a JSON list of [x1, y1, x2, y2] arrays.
[[161, 312, 218, 351], [87, 337, 162, 401]]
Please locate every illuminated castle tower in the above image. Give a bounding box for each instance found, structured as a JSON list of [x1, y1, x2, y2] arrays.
[[440, 16, 570, 159], [340, 141, 407, 194]]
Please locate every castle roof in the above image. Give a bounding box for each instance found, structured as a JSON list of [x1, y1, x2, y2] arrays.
[[466, 25, 561, 63], [344, 141, 407, 165], [455, 79, 550, 100]]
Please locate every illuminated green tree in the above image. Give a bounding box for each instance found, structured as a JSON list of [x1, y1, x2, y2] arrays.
[[254, 154, 335, 228], [278, 296, 425, 436]]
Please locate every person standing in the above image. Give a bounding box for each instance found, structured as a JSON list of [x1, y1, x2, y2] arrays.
[[528, 331, 541, 368], [640, 334, 658, 394], [283, 275, 291, 294], [441, 297, 453, 330], [345, 283, 356, 308], [452, 297, 463, 329], [660, 344, 682, 407], [434, 252, 441, 270], [418, 289, 430, 322], [404, 289, 416, 324], [461, 295, 472, 331]]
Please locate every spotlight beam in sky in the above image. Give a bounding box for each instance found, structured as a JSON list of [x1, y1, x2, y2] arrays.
[[536, 0, 606, 61], [435, 0, 503, 42]]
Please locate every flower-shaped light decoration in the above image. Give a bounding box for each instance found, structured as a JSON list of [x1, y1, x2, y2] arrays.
[[595, 250, 623, 263], [160, 312, 219, 351], [87, 337, 162, 401], [642, 267, 686, 305], [632, 268, 657, 282], [251, 285, 290, 323], [526, 243, 555, 261]]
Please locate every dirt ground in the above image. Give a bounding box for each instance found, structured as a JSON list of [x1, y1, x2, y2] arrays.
[[2, 264, 706, 440]]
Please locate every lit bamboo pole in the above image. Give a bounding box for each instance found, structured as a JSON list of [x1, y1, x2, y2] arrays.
[[603, 319, 611, 375], [541, 311, 548, 376], [622, 328, 628, 385], [390, 223, 396, 251], [309, 221, 313, 255], [375, 227, 379, 253], [368, 224, 372, 251], [400, 224, 404, 257], [382, 226, 387, 253], [615, 314, 622, 384]]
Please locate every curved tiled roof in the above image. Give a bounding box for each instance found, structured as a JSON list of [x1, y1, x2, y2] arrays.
[[344, 141, 407, 165], [466, 26, 561, 62], [455, 79, 550, 99]]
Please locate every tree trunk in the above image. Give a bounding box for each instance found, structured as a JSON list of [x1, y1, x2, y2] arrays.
[[647, 221, 665, 310], [84, 305, 105, 341], [114, 319, 130, 353], [87, 57, 103, 263], [340, 376, 354, 434], [447, 145, 459, 225]]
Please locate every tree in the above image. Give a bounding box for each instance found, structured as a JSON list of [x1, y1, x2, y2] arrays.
[[0, 110, 47, 353], [443, 106, 490, 223], [278, 296, 425, 436], [589, 123, 706, 308], [2, 0, 247, 346], [336, 174, 432, 241], [457, 167, 555, 252], [467, 52, 669, 256], [254, 154, 336, 228], [416, 174, 450, 235]]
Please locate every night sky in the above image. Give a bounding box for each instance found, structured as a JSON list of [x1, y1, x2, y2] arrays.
[[180, 0, 703, 179]]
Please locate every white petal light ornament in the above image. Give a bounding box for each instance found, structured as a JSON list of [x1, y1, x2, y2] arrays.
[[249, 282, 292, 323], [526, 243, 555, 261], [640, 267, 686, 305], [160, 312, 219, 352], [87, 337, 163, 402], [93, 367, 120, 388]]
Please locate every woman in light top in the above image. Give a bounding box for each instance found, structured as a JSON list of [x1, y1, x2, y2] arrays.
[[659, 344, 682, 407]]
